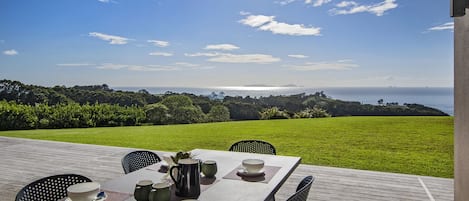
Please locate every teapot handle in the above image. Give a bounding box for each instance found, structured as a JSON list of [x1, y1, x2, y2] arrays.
[[169, 165, 179, 184]]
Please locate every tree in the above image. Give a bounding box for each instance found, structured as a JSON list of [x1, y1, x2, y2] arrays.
[[138, 89, 150, 94], [207, 105, 230, 122], [224, 101, 261, 120], [169, 106, 206, 124], [144, 103, 169, 125], [161, 95, 193, 110], [161, 95, 206, 124], [378, 99, 384, 105]]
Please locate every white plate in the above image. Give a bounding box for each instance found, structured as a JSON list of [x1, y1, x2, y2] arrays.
[[237, 169, 265, 177], [64, 192, 107, 201], [160, 160, 169, 167]]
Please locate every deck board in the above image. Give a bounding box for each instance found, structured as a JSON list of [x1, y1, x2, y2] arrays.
[[0, 137, 453, 201]]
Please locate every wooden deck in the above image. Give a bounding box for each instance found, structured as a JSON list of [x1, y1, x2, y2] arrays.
[[0, 137, 453, 201]]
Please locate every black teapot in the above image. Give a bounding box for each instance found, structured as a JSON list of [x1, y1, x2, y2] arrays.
[[170, 158, 201, 198]]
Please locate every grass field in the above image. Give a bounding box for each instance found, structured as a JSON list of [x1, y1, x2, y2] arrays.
[[0, 116, 453, 178]]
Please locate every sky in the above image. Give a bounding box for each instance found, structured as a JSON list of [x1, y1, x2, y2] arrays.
[[0, 0, 454, 88]]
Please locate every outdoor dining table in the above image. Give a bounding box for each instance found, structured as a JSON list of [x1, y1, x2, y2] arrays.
[[101, 149, 301, 201]]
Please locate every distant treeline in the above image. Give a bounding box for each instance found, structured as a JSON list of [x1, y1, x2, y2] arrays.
[[0, 79, 161, 106], [0, 79, 448, 130]]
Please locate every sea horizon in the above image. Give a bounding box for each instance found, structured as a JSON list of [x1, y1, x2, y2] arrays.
[[116, 86, 454, 116]]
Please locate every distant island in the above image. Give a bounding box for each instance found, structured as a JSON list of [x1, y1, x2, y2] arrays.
[[0, 79, 447, 130]]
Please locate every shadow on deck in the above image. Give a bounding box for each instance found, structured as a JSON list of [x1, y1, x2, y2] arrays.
[[0, 137, 453, 201]]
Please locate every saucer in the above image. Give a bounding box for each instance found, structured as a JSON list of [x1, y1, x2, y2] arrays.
[[64, 191, 107, 201], [237, 168, 265, 177], [160, 160, 169, 168]]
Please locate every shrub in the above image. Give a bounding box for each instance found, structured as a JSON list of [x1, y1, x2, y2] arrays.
[[0, 101, 146, 130], [0, 101, 37, 130], [294, 107, 331, 118], [259, 107, 290, 120]]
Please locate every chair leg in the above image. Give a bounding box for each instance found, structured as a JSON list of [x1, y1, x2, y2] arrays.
[[266, 194, 276, 201]]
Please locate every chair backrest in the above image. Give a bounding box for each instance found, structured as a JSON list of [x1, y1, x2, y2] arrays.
[[15, 174, 92, 201], [286, 175, 315, 201], [121, 150, 161, 174], [229, 140, 276, 155]]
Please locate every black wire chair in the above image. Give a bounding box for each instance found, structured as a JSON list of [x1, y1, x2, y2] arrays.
[[121, 150, 161, 174], [286, 176, 315, 201], [229, 140, 277, 155], [15, 174, 92, 201]]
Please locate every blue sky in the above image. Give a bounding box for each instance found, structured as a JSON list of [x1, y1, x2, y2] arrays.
[[0, 0, 453, 88]]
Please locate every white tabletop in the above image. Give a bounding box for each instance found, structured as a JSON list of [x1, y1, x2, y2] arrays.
[[102, 149, 301, 201]]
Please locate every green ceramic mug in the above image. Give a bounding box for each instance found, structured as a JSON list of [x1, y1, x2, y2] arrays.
[[201, 160, 217, 178], [149, 182, 171, 201], [134, 180, 153, 201]]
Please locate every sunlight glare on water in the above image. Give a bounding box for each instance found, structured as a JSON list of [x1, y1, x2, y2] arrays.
[[215, 86, 292, 91]]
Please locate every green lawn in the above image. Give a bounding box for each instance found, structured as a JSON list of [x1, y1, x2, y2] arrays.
[[0, 116, 453, 178]]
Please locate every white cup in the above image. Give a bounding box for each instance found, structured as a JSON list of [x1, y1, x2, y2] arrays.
[[67, 182, 100, 201], [242, 159, 264, 173]]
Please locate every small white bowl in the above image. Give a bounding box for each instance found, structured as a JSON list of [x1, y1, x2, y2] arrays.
[[67, 182, 100, 201], [242, 159, 264, 173]]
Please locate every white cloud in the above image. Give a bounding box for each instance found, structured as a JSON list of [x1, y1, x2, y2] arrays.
[[259, 21, 321, 36], [185, 51, 280, 64], [337, 59, 354, 63], [240, 11, 251, 16], [193, 66, 216, 70], [89, 32, 129, 45], [56, 63, 95, 67], [184, 52, 221, 57], [285, 60, 358, 71], [330, 0, 398, 16], [97, 63, 179, 71], [428, 22, 454, 31], [97, 0, 117, 3], [147, 40, 170, 47], [204, 44, 240, 51], [174, 62, 200, 67], [276, 0, 330, 6], [208, 53, 281, 64], [239, 15, 274, 27], [306, 0, 332, 7], [385, 75, 395, 81], [96, 63, 128, 70], [95, 63, 213, 72], [336, 1, 358, 7], [149, 52, 173, 56], [128, 65, 179, 72], [240, 14, 321, 36], [276, 0, 296, 5], [3, 49, 18, 56], [173, 62, 215, 70], [288, 54, 309, 58]]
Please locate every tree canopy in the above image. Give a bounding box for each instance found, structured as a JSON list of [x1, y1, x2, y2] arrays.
[[0, 80, 448, 130]]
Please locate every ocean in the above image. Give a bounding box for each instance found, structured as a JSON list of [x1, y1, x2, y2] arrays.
[[116, 86, 454, 116]]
